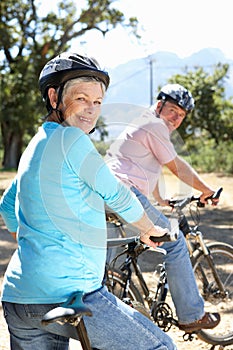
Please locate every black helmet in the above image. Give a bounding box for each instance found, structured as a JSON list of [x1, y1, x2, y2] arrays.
[[157, 84, 195, 113], [39, 52, 110, 99]]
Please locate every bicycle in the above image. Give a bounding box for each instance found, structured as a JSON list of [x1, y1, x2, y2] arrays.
[[105, 188, 233, 348], [41, 233, 175, 350]]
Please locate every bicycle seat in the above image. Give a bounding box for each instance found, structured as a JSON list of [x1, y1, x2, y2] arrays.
[[41, 291, 92, 326]]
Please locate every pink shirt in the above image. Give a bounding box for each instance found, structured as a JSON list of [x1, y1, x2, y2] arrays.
[[105, 110, 177, 197]]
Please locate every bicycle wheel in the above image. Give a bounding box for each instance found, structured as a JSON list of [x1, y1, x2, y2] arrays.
[[192, 242, 233, 346], [106, 268, 153, 319], [106, 268, 144, 304]]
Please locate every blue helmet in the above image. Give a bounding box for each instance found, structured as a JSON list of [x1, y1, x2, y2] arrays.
[[157, 84, 195, 113]]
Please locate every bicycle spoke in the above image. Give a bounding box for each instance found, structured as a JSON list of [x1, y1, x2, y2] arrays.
[[193, 243, 233, 345]]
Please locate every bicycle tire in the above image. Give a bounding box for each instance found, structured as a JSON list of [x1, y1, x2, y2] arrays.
[[192, 242, 233, 346], [106, 268, 144, 305]]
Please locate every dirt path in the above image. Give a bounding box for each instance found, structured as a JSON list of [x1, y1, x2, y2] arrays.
[[0, 172, 232, 350]]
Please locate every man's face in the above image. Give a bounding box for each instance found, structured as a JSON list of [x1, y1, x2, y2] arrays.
[[157, 100, 186, 130]]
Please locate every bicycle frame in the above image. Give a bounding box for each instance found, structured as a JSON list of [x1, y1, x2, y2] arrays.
[[106, 187, 233, 346], [171, 192, 227, 297], [107, 237, 167, 308], [186, 230, 227, 296]]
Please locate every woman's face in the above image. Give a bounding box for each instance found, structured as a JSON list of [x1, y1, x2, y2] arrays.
[[61, 81, 104, 134]]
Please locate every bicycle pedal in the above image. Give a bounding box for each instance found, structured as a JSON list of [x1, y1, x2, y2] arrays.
[[183, 332, 197, 342]]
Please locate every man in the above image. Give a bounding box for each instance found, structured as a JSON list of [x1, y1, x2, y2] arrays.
[[105, 83, 220, 333]]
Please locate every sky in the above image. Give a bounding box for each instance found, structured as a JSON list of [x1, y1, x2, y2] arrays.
[[38, 0, 233, 69], [63, 0, 233, 69]]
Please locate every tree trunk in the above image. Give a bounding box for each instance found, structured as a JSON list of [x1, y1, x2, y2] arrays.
[[1, 122, 23, 169]]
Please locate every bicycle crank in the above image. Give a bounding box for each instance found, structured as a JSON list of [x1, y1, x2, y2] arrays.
[[151, 302, 175, 332]]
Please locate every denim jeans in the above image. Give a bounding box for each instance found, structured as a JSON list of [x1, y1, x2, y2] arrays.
[[2, 286, 177, 350], [109, 186, 205, 324]]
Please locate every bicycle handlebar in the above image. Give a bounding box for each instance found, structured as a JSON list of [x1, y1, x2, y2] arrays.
[[107, 231, 177, 249], [193, 187, 223, 207], [107, 236, 137, 248], [150, 231, 178, 243], [169, 187, 223, 209], [203, 186, 222, 200]]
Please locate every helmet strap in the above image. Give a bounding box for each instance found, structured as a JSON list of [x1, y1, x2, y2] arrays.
[[44, 84, 66, 123], [158, 100, 166, 114], [54, 84, 65, 123], [54, 108, 65, 123]]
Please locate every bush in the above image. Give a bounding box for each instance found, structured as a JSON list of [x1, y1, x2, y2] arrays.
[[93, 141, 111, 156], [184, 139, 233, 174]]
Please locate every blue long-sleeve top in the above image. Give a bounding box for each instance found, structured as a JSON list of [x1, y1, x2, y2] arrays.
[[0, 122, 144, 303]]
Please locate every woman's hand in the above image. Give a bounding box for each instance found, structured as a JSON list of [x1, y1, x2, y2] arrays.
[[140, 226, 168, 248]]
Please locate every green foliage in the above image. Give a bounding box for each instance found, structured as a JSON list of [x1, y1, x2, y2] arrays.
[[184, 139, 233, 174], [163, 63, 233, 174], [167, 63, 233, 145], [0, 0, 139, 168], [93, 140, 110, 156], [1, 0, 232, 175]]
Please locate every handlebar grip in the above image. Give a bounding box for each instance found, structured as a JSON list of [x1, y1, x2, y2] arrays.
[[197, 187, 223, 207], [204, 187, 223, 200], [212, 187, 223, 199], [149, 231, 178, 243]]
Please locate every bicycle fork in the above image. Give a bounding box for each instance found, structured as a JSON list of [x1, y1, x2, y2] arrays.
[[189, 230, 226, 295]]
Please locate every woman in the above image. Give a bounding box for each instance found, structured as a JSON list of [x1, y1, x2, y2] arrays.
[[0, 52, 176, 350]]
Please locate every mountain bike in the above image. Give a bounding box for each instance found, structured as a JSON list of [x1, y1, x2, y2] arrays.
[[105, 188, 233, 348], [41, 232, 175, 350]]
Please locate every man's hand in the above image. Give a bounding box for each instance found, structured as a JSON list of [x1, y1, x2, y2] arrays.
[[166, 157, 221, 207], [152, 183, 170, 207], [157, 198, 170, 207], [200, 191, 219, 206]]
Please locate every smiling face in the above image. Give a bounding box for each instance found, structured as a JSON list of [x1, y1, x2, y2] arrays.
[[156, 100, 186, 131], [48, 78, 105, 134], [61, 80, 104, 133]]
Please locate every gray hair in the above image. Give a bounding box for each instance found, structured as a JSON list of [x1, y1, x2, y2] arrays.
[[62, 76, 106, 98]]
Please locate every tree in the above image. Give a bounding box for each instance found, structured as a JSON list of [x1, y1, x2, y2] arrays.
[[0, 0, 139, 168], [167, 63, 233, 144], [94, 116, 108, 141], [164, 64, 233, 173]]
